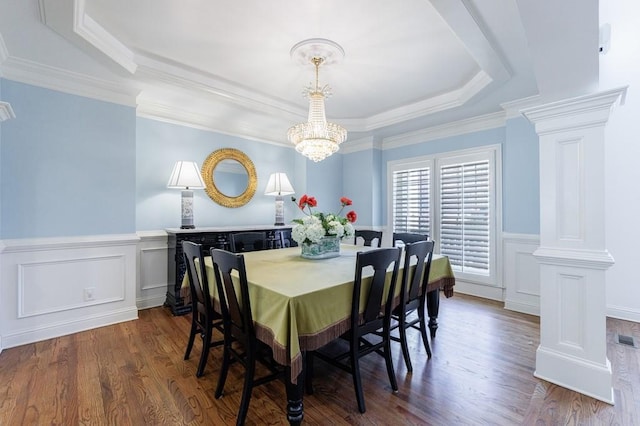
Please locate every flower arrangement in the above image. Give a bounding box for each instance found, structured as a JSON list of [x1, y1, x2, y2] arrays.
[[291, 195, 357, 245]]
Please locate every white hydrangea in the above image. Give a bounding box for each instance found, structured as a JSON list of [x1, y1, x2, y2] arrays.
[[291, 224, 307, 244], [343, 222, 355, 238], [305, 223, 326, 243], [326, 220, 345, 238]]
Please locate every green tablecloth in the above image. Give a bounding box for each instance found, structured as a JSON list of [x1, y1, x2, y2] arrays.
[[182, 244, 455, 382]]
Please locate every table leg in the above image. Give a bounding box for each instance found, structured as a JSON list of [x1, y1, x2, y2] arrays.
[[285, 365, 304, 425], [426, 289, 440, 338]]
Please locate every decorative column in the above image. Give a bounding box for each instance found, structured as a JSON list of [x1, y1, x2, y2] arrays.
[[522, 87, 626, 404]]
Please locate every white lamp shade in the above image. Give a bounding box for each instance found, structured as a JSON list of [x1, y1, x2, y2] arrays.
[[167, 161, 205, 189], [264, 173, 295, 196]]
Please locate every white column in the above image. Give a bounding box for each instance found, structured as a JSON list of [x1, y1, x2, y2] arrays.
[[522, 87, 626, 404]]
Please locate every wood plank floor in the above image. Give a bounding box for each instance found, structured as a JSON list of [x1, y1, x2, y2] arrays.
[[1, 293, 638, 425]]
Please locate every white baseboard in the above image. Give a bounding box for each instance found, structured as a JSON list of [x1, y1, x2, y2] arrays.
[[137, 294, 167, 310], [606, 305, 640, 323], [453, 279, 504, 301], [2, 307, 138, 349]]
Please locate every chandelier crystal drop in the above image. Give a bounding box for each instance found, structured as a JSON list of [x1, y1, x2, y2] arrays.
[[287, 56, 347, 162]]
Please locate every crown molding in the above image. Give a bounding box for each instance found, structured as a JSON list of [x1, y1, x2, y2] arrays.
[[340, 136, 381, 154], [382, 111, 506, 150], [1, 56, 138, 106], [136, 99, 291, 148], [344, 71, 492, 132], [72, 0, 137, 74], [0, 102, 16, 121], [521, 87, 628, 135], [501, 95, 542, 119], [0, 33, 8, 70]]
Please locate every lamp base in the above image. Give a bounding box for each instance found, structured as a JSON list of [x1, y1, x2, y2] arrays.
[[180, 189, 196, 229], [274, 222, 285, 226], [180, 225, 196, 229]]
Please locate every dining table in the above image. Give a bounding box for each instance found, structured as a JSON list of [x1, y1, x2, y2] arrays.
[[182, 243, 455, 425]]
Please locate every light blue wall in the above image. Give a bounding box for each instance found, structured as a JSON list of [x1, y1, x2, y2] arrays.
[[297, 153, 343, 219], [0, 80, 136, 239], [503, 117, 540, 234], [136, 117, 301, 230], [342, 148, 382, 226]]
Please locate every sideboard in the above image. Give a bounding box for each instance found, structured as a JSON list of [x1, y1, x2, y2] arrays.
[[165, 226, 296, 315]]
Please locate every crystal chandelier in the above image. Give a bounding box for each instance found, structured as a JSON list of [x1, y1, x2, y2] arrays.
[[288, 46, 347, 162]]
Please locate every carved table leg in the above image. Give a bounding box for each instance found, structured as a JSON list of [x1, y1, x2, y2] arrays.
[[285, 365, 304, 425], [426, 289, 440, 338]]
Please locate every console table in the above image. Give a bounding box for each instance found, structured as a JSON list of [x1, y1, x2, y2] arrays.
[[165, 226, 296, 315]]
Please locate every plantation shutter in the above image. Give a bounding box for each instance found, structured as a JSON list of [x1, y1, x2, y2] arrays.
[[392, 167, 430, 235], [439, 160, 490, 275]]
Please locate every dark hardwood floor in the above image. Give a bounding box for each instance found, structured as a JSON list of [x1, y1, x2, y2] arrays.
[[0, 293, 638, 425]]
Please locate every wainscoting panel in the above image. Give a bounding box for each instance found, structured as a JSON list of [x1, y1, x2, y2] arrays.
[[0, 234, 139, 350], [136, 231, 169, 310], [504, 233, 540, 316]]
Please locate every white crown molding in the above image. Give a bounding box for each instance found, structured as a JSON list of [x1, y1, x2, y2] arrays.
[[0, 32, 8, 69], [344, 71, 492, 132], [1, 56, 138, 106], [522, 87, 628, 135], [72, 0, 137, 74], [382, 111, 506, 150], [500, 95, 542, 119], [340, 136, 381, 154], [136, 99, 291, 148], [0, 102, 16, 121]]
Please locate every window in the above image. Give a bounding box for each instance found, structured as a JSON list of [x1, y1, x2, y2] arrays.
[[388, 146, 500, 284], [392, 166, 430, 235]]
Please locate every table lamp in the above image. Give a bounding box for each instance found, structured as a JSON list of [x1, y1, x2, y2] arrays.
[[264, 172, 295, 226], [167, 161, 206, 229]]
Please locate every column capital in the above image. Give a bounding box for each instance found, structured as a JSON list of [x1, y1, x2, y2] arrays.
[[522, 87, 627, 135]]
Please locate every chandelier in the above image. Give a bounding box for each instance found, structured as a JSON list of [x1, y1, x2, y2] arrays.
[[287, 39, 347, 162]]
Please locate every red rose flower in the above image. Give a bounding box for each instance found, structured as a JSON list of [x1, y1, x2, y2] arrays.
[[346, 210, 357, 223], [340, 197, 352, 206]]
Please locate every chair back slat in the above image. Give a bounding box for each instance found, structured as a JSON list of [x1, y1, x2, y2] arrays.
[[183, 241, 213, 315], [211, 249, 254, 342], [401, 240, 435, 307], [354, 230, 383, 247], [353, 247, 401, 326], [230, 232, 267, 252]]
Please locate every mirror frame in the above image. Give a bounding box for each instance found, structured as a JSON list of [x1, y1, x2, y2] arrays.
[[201, 148, 257, 208]]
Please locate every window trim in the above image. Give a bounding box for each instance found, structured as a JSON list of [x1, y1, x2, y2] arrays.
[[387, 145, 502, 286]]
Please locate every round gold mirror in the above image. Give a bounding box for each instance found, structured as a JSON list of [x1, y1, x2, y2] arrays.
[[202, 148, 257, 208]]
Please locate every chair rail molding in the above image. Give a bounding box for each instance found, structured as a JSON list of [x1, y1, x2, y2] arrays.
[[0, 233, 139, 350], [522, 87, 627, 405]]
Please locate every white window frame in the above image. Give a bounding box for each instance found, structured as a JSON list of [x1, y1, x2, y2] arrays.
[[387, 145, 502, 286]]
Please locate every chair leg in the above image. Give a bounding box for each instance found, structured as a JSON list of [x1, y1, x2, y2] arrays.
[[215, 336, 232, 399], [237, 344, 256, 426], [184, 321, 198, 360], [196, 326, 212, 377], [418, 305, 432, 359], [383, 335, 399, 393], [350, 342, 366, 413], [398, 313, 413, 372]]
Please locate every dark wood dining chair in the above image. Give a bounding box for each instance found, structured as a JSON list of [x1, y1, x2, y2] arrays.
[[390, 240, 435, 372], [306, 247, 401, 413], [353, 229, 383, 247], [210, 248, 283, 426], [182, 241, 224, 377], [392, 232, 429, 246], [230, 231, 267, 253]]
